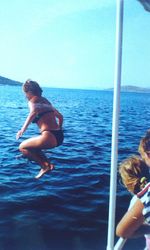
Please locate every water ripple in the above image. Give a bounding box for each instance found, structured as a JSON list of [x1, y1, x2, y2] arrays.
[[0, 86, 149, 249]]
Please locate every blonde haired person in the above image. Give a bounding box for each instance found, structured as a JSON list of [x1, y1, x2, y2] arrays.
[[119, 156, 149, 194], [16, 79, 64, 179], [139, 130, 150, 167], [116, 156, 150, 249]]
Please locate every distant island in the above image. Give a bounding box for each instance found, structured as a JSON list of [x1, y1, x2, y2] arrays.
[[0, 76, 22, 86], [106, 85, 150, 93], [0, 75, 150, 93]]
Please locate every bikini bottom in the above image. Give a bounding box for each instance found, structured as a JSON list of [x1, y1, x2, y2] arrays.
[[42, 129, 64, 146]]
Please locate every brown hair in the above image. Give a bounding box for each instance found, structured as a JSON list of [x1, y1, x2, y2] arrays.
[[139, 130, 150, 160], [23, 79, 43, 97], [119, 155, 150, 194]]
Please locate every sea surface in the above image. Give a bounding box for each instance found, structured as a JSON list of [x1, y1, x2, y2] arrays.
[[1, 84, 150, 250]]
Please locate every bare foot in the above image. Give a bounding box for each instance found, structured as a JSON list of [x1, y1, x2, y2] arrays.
[[35, 164, 54, 179]]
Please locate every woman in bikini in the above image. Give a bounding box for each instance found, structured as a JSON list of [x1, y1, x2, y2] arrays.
[[16, 79, 64, 179]]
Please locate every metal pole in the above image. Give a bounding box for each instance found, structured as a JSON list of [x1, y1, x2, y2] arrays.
[[106, 0, 124, 249], [114, 238, 126, 250]]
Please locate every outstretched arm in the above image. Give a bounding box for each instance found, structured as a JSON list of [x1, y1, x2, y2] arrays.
[[116, 199, 144, 238], [16, 111, 37, 139], [16, 102, 37, 139]]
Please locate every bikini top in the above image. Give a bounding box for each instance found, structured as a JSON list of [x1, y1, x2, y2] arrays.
[[32, 110, 54, 123]]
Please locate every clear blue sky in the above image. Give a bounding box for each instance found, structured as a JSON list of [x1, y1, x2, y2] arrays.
[[0, 0, 150, 89]]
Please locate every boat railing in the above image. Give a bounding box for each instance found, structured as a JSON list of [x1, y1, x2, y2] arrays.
[[114, 238, 127, 250]]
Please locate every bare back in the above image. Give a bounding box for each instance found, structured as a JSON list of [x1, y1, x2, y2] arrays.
[[29, 96, 60, 131]]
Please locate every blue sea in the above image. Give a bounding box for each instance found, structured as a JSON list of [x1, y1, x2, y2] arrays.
[[1, 84, 150, 250]]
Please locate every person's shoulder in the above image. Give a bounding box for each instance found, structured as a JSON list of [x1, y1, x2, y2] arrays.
[[128, 195, 138, 209]]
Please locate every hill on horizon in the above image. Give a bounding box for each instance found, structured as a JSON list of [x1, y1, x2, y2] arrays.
[[106, 85, 150, 93], [0, 76, 22, 86], [0, 75, 150, 93]]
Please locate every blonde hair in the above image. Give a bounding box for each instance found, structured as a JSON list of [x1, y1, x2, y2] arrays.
[[139, 130, 150, 160], [23, 79, 43, 97], [119, 155, 149, 194]]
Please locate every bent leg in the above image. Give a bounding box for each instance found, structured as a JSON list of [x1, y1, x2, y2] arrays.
[[20, 147, 55, 179], [19, 132, 57, 149], [19, 147, 48, 167], [19, 133, 57, 178]]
